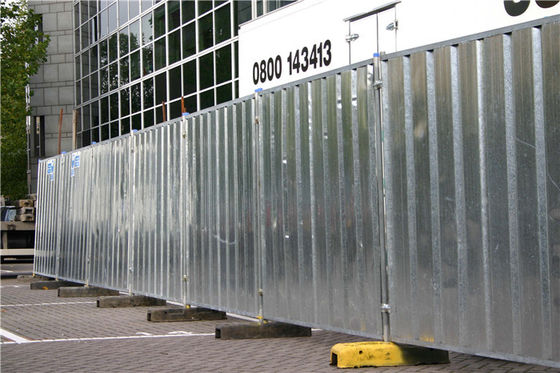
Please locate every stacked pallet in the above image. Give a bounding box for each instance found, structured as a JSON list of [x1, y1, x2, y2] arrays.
[[13, 196, 36, 222]]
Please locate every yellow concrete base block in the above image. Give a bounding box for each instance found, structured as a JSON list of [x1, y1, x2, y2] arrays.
[[330, 341, 449, 368]]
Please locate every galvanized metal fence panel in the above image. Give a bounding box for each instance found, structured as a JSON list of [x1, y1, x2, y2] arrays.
[[382, 23, 560, 366], [257, 66, 384, 338]]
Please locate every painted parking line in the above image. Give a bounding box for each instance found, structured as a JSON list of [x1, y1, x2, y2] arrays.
[[0, 331, 215, 345], [1, 301, 96, 307], [0, 285, 27, 288]]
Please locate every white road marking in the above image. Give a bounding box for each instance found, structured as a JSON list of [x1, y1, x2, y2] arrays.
[[0, 285, 26, 288], [1, 301, 96, 307], [0, 328, 31, 344], [2, 270, 13, 273], [0, 332, 214, 345]]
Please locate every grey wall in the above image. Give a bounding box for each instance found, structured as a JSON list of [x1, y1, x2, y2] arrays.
[[28, 1, 75, 193]]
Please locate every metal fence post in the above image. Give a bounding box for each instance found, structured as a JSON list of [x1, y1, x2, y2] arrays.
[[254, 89, 265, 323]]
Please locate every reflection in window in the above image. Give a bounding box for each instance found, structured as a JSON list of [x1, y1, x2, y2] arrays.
[[121, 118, 130, 135], [154, 37, 166, 70], [118, 0, 128, 26], [154, 4, 166, 39], [75, 55, 81, 79], [109, 33, 118, 62], [111, 120, 119, 138], [132, 113, 142, 131], [130, 0, 139, 19], [109, 62, 118, 90], [108, 3, 117, 33], [101, 96, 109, 123], [143, 78, 154, 109], [81, 1, 88, 24], [100, 67, 108, 94], [215, 4, 230, 45], [168, 1, 180, 31], [81, 22, 89, 51], [121, 88, 130, 117], [131, 83, 141, 113], [141, 13, 153, 45], [168, 30, 180, 65], [119, 29, 129, 57], [82, 76, 90, 102], [90, 45, 98, 71], [142, 44, 153, 76], [183, 60, 196, 96], [82, 104, 90, 130], [169, 66, 181, 100], [110, 93, 119, 121], [81, 51, 89, 76], [91, 101, 99, 127], [215, 45, 231, 84], [182, 22, 195, 59], [142, 0, 152, 12], [199, 52, 213, 90], [130, 20, 140, 51], [92, 127, 99, 143], [76, 81, 81, 105], [120, 56, 129, 86], [100, 9, 108, 37], [155, 71, 167, 105], [90, 18, 98, 45], [235, 1, 252, 28], [100, 39, 108, 66], [91, 71, 99, 99], [182, 0, 195, 24], [198, 12, 213, 52], [144, 109, 154, 127], [101, 123, 109, 140], [130, 50, 140, 81], [198, 0, 212, 15]]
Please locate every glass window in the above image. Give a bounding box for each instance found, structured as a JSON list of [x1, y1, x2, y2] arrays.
[[75, 27, 80, 52], [142, 0, 152, 12], [81, 21, 90, 49], [235, 0, 252, 28], [120, 56, 129, 86], [109, 62, 118, 90], [100, 0, 109, 11], [82, 130, 91, 147], [74, 3, 80, 28], [81, 51, 89, 76], [141, 13, 153, 45], [89, 0, 97, 17], [200, 88, 214, 109], [144, 109, 154, 127], [129, 20, 140, 51], [111, 121, 119, 138], [168, 1, 180, 31], [100, 9, 108, 37], [257, 0, 263, 16], [143, 78, 154, 109], [168, 30, 180, 65], [118, 0, 128, 26], [183, 59, 196, 95], [76, 81, 81, 105], [142, 44, 153, 75], [121, 118, 130, 135], [119, 28, 129, 57], [81, 1, 88, 24], [215, 44, 231, 84], [75, 55, 81, 79], [100, 39, 108, 66], [132, 113, 142, 131], [156, 102, 166, 123], [91, 71, 99, 99], [154, 4, 166, 39], [154, 37, 166, 70], [109, 33, 118, 62], [155, 71, 167, 105], [100, 67, 108, 94], [182, 22, 195, 59], [101, 96, 109, 123], [215, 4, 230, 45], [169, 66, 181, 100], [131, 83, 141, 113], [121, 88, 130, 116], [90, 45, 98, 71], [82, 104, 91, 130], [110, 92, 119, 120], [92, 127, 99, 143], [82, 76, 90, 102], [101, 123, 109, 140], [130, 0, 139, 19], [170, 99, 181, 119], [130, 50, 140, 81], [198, 0, 212, 15], [90, 17, 98, 44], [184, 94, 196, 113], [199, 52, 213, 90], [108, 3, 117, 33], [92, 101, 99, 127], [217, 83, 232, 104], [198, 12, 213, 51], [182, 0, 195, 24], [234, 41, 238, 78]]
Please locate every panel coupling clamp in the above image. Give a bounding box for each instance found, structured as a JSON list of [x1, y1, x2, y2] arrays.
[[381, 303, 391, 313]]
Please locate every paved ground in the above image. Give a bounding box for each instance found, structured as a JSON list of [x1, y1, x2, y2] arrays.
[[1, 271, 558, 372]]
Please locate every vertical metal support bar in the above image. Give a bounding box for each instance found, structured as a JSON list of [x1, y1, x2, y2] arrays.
[[254, 91, 265, 323], [127, 131, 135, 293], [54, 156, 63, 280], [180, 116, 187, 305], [374, 54, 390, 342]]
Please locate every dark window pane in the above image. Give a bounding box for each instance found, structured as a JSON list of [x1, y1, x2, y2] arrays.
[[100, 67, 108, 94], [215, 4, 230, 44], [198, 0, 211, 15], [142, 0, 152, 12], [130, 0, 139, 18], [257, 0, 263, 16], [100, 9, 108, 37], [75, 55, 81, 79], [199, 52, 213, 89], [118, 0, 128, 25], [131, 83, 141, 113], [111, 121, 119, 138], [110, 92, 119, 120], [141, 13, 153, 45], [184, 94, 196, 113], [121, 118, 130, 135], [215, 44, 231, 84], [81, 22, 90, 50], [168, 30, 180, 65], [130, 50, 140, 81], [234, 41, 238, 78], [101, 123, 109, 140], [144, 109, 154, 127], [216, 83, 232, 104], [100, 39, 108, 66], [75, 27, 80, 52], [82, 76, 90, 102], [143, 77, 154, 109], [109, 62, 118, 90], [121, 88, 130, 116], [235, 0, 251, 28], [74, 3, 80, 28], [119, 29, 129, 56], [91, 71, 99, 99], [120, 56, 129, 85], [142, 44, 153, 75], [170, 100, 181, 119], [81, 1, 88, 24], [76, 81, 81, 105], [215, 0, 226, 6], [108, 3, 117, 32], [82, 130, 91, 146], [92, 127, 99, 143], [130, 20, 140, 50], [154, 37, 166, 70], [200, 89, 214, 109], [182, 0, 194, 23], [109, 33, 118, 62], [156, 103, 166, 123], [198, 12, 213, 51], [132, 113, 142, 130], [154, 4, 165, 38], [182, 22, 195, 59], [82, 104, 91, 130], [169, 66, 181, 100], [92, 101, 99, 127], [90, 17, 98, 44], [81, 51, 89, 76], [89, 0, 97, 16], [183, 59, 196, 95], [168, 1, 180, 30], [101, 96, 109, 123], [90, 45, 98, 71], [155, 71, 166, 105]]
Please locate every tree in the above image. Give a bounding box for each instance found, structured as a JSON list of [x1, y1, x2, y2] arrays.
[[1, 0, 49, 199]]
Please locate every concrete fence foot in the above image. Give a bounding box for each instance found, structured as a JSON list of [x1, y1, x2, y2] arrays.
[[215, 321, 311, 340], [58, 286, 120, 297], [30, 280, 82, 290], [97, 295, 166, 308], [147, 307, 227, 322]]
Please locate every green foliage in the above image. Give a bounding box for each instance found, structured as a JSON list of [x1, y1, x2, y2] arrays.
[[1, 0, 49, 199]]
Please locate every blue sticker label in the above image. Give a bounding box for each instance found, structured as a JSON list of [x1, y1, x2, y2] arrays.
[[47, 160, 55, 181]]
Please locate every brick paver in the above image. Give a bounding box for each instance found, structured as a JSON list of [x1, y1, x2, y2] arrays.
[[1, 277, 558, 372]]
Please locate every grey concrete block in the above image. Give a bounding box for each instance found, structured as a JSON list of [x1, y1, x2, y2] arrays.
[[31, 4, 50, 14], [30, 88, 44, 106], [50, 3, 65, 13], [35, 106, 51, 116], [47, 36, 58, 54], [147, 307, 227, 322], [30, 280, 82, 290], [58, 63, 73, 81], [44, 64, 59, 82], [215, 322, 312, 340], [50, 54, 65, 64], [58, 34, 73, 53], [58, 286, 120, 297], [43, 13, 57, 32], [59, 86, 74, 104], [44, 87, 59, 105], [57, 11, 72, 30], [97, 295, 167, 308]]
